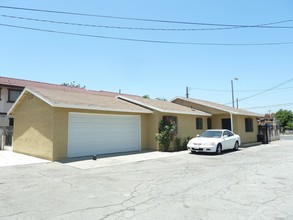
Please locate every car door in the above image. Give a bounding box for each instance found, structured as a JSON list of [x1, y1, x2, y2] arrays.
[[223, 131, 235, 150]]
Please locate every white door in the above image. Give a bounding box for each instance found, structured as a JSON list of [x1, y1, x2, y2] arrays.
[[68, 113, 141, 158]]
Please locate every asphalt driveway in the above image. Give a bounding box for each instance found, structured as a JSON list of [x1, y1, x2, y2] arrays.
[[1, 140, 293, 220]]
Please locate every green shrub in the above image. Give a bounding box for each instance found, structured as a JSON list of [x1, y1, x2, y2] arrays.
[[182, 136, 192, 150], [155, 117, 177, 152]]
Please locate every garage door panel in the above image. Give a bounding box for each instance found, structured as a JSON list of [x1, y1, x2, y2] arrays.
[[68, 113, 140, 157]]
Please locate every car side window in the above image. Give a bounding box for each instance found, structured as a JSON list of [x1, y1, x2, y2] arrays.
[[228, 131, 234, 137], [223, 131, 229, 137]]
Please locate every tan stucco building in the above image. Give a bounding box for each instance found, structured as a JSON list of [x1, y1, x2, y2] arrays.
[[8, 87, 211, 160], [172, 97, 261, 144], [7, 77, 261, 161]]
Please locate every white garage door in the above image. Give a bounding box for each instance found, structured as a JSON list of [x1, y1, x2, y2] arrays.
[[68, 113, 141, 158]]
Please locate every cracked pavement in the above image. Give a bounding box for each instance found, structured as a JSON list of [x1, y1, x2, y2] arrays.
[[1, 139, 293, 220]]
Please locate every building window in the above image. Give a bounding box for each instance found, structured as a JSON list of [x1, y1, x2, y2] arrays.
[[8, 89, 22, 103], [196, 118, 203, 129], [222, 118, 231, 131], [9, 118, 14, 126], [245, 118, 254, 132], [207, 118, 212, 129], [162, 116, 178, 134]]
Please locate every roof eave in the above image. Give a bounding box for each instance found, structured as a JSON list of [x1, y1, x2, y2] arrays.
[[53, 103, 153, 114]]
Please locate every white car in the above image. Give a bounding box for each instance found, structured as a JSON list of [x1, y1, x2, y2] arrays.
[[187, 129, 241, 154]]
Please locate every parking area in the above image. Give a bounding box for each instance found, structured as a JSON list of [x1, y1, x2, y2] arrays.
[[1, 139, 293, 219]]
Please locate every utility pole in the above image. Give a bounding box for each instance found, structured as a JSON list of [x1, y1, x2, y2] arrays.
[[186, 86, 189, 98], [231, 78, 238, 108], [231, 80, 235, 108]]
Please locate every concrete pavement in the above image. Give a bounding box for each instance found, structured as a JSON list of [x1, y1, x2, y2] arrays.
[[1, 140, 293, 219], [0, 150, 49, 167]]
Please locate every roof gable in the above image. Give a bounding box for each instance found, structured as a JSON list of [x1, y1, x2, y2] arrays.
[[172, 97, 261, 117], [118, 95, 211, 116]]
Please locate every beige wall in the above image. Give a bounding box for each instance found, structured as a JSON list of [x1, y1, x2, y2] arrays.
[[12, 93, 54, 160], [151, 112, 209, 151], [173, 99, 259, 144], [211, 114, 258, 144], [12, 94, 153, 160], [51, 108, 153, 160]]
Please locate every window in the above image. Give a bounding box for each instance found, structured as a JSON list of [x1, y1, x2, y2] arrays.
[[8, 89, 22, 103], [207, 118, 212, 129], [196, 118, 203, 129], [162, 116, 178, 134], [245, 118, 254, 132], [9, 118, 14, 126], [222, 118, 231, 131]]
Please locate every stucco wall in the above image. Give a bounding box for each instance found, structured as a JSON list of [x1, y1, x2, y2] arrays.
[[234, 115, 258, 143], [51, 108, 152, 160], [12, 93, 54, 160], [151, 112, 209, 151]]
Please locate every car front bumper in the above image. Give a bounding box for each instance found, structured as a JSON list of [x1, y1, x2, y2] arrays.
[[187, 144, 217, 153]]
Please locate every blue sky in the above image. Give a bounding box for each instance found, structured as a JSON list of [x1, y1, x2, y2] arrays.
[[1, 0, 293, 114]]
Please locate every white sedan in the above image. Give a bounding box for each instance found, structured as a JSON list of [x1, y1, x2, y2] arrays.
[[187, 129, 241, 154]]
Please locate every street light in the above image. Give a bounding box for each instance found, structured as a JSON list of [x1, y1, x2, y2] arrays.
[[231, 78, 238, 108]]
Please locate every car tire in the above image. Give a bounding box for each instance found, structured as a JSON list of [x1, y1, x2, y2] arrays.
[[216, 144, 222, 155], [233, 141, 239, 151]]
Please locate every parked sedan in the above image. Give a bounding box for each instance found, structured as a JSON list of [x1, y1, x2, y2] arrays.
[[187, 129, 241, 154]]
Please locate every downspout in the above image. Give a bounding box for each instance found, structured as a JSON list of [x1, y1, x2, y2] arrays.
[[230, 112, 234, 132]]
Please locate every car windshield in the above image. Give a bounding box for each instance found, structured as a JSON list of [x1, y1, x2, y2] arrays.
[[200, 130, 222, 138]]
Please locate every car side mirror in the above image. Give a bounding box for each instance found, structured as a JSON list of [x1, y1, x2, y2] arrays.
[[196, 134, 200, 137], [223, 135, 228, 138]]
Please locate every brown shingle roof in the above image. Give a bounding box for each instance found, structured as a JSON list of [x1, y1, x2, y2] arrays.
[[172, 97, 261, 117], [0, 76, 87, 92], [118, 95, 211, 116], [9, 87, 153, 114]]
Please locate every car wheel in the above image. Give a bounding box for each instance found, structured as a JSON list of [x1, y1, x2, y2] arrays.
[[216, 144, 222, 155], [233, 141, 239, 151]]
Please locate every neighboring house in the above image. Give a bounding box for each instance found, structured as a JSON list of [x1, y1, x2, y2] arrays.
[[172, 97, 262, 144], [0, 76, 87, 127], [8, 87, 211, 160]]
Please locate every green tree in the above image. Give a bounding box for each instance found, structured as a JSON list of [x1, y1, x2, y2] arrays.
[[275, 109, 293, 131], [142, 95, 150, 99]]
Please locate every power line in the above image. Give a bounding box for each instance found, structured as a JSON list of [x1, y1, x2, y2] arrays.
[[2, 23, 293, 46], [2, 14, 293, 31], [243, 102, 293, 110], [0, 5, 293, 29], [224, 78, 293, 105], [238, 78, 293, 102], [189, 86, 293, 93]]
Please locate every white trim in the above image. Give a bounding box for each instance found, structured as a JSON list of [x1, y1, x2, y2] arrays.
[[117, 96, 211, 116], [117, 96, 162, 112]]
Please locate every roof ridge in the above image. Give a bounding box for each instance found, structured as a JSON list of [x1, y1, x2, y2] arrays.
[[0, 76, 66, 87]]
